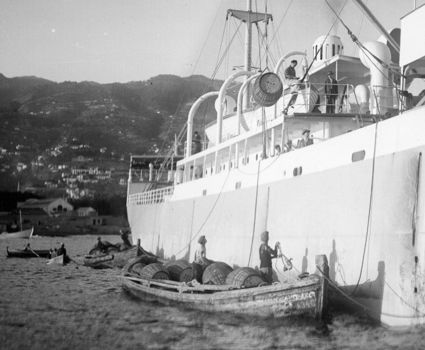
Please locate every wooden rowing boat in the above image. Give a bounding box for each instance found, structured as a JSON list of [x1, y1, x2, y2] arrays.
[[84, 246, 140, 269], [121, 255, 328, 319], [0, 227, 34, 239], [47, 254, 70, 265], [6, 247, 51, 258]]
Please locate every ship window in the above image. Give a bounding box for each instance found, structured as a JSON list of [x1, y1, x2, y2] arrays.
[[202, 189, 207, 196], [352, 150, 365, 162], [235, 181, 242, 190], [320, 47, 323, 60], [255, 154, 258, 160], [293, 166, 303, 176], [332, 44, 335, 56]]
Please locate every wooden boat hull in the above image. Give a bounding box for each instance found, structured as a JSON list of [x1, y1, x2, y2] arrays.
[[6, 248, 51, 258], [83, 254, 115, 269], [121, 272, 323, 319], [84, 246, 139, 269], [47, 254, 70, 265], [0, 227, 34, 239]]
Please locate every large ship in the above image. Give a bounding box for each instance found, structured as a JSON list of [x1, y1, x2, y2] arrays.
[[126, 0, 425, 326]]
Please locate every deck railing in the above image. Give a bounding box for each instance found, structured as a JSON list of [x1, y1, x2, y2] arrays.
[[127, 186, 174, 205]]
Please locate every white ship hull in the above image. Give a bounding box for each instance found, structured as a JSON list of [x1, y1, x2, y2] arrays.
[[128, 106, 425, 326]]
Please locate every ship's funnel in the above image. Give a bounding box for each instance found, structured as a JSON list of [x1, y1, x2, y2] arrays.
[[359, 41, 392, 114]]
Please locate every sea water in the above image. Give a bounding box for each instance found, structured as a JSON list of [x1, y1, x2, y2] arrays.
[[0, 235, 424, 350]]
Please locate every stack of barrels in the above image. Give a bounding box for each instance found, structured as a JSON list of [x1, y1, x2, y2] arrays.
[[128, 256, 266, 288]]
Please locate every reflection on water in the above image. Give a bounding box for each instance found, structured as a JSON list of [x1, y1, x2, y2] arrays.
[[0, 235, 424, 350]]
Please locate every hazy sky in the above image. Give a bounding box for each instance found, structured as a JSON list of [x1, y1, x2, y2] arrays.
[[1, 0, 423, 83]]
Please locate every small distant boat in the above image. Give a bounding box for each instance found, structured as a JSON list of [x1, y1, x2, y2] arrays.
[[47, 254, 70, 265], [121, 259, 327, 320], [83, 254, 115, 269], [6, 247, 51, 258], [84, 246, 140, 269], [0, 227, 34, 240]]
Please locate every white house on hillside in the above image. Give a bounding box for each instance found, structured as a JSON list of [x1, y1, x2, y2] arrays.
[[18, 198, 74, 217]]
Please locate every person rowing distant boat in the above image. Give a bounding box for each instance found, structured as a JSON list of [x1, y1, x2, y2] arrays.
[[120, 229, 132, 249]]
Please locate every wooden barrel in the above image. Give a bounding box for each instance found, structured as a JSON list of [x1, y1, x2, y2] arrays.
[[225, 267, 265, 288], [191, 262, 204, 283], [252, 72, 283, 107], [132, 262, 147, 276], [138, 262, 169, 280], [164, 259, 194, 282], [202, 262, 233, 285]]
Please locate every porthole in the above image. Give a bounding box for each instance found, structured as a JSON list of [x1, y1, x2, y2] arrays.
[[352, 150, 365, 162]]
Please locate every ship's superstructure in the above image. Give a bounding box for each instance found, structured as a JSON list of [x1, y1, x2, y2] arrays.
[[127, 1, 425, 326]]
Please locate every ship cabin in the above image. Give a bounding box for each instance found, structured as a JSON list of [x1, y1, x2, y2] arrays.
[[128, 154, 183, 194], [175, 32, 404, 185]]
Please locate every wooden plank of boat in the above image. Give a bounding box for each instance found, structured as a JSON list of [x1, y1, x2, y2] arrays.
[[47, 254, 68, 265], [6, 247, 51, 258], [122, 272, 322, 318], [84, 246, 140, 269], [0, 227, 34, 239], [83, 254, 115, 269]]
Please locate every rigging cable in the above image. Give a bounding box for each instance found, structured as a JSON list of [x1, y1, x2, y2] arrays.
[[247, 150, 263, 266], [316, 266, 425, 319], [351, 120, 379, 295], [173, 169, 232, 258], [324, 0, 406, 110]]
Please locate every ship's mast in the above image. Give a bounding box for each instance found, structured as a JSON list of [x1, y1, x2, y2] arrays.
[[244, 0, 252, 109], [228, 1, 272, 109], [244, 0, 252, 74]]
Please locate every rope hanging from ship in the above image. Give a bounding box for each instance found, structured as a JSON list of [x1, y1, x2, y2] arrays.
[[351, 121, 379, 296], [172, 169, 232, 258]]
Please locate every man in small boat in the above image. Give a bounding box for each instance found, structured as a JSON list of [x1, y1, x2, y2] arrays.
[[297, 129, 313, 148], [56, 243, 70, 264], [194, 235, 211, 267], [96, 236, 109, 253], [120, 229, 132, 249], [56, 242, 66, 256], [259, 231, 279, 284]]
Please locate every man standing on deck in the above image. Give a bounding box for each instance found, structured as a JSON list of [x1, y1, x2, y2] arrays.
[[325, 71, 338, 113], [259, 231, 279, 283], [283, 60, 300, 114], [193, 131, 202, 154]]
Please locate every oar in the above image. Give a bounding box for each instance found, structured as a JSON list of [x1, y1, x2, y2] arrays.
[[28, 247, 41, 258]]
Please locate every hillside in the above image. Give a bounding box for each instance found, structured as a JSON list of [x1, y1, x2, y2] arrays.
[[0, 73, 222, 194]]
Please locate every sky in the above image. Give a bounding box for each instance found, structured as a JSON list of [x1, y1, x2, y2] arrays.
[[1, 0, 423, 83]]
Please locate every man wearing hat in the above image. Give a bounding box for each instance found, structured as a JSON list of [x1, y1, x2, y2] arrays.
[[297, 129, 313, 148], [259, 231, 279, 283], [324, 71, 338, 113]]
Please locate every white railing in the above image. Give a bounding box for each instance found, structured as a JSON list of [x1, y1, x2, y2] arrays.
[[128, 186, 174, 205]]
